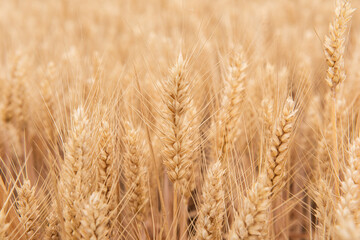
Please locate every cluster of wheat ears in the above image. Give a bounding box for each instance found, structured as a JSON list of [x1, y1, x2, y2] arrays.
[[0, 0, 360, 239]]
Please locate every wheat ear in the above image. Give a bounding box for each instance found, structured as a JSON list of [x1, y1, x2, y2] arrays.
[[195, 161, 225, 240], [16, 180, 41, 239], [123, 121, 149, 221], [217, 50, 247, 164], [59, 106, 92, 239], [160, 53, 196, 196], [324, 0, 354, 196], [324, 0, 354, 91], [266, 97, 297, 194], [229, 174, 270, 240]]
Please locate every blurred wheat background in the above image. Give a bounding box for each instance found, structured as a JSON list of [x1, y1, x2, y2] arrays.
[[0, 0, 359, 239]]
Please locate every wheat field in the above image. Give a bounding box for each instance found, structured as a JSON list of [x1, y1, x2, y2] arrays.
[[0, 0, 359, 239]]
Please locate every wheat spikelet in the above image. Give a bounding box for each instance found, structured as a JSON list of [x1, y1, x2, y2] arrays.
[[0, 209, 9, 240], [195, 161, 225, 240], [229, 175, 270, 240], [16, 180, 41, 239], [266, 97, 297, 194], [324, 0, 354, 91], [59, 106, 92, 239], [160, 53, 196, 196], [217, 50, 247, 163], [79, 192, 110, 240], [123, 121, 149, 221]]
